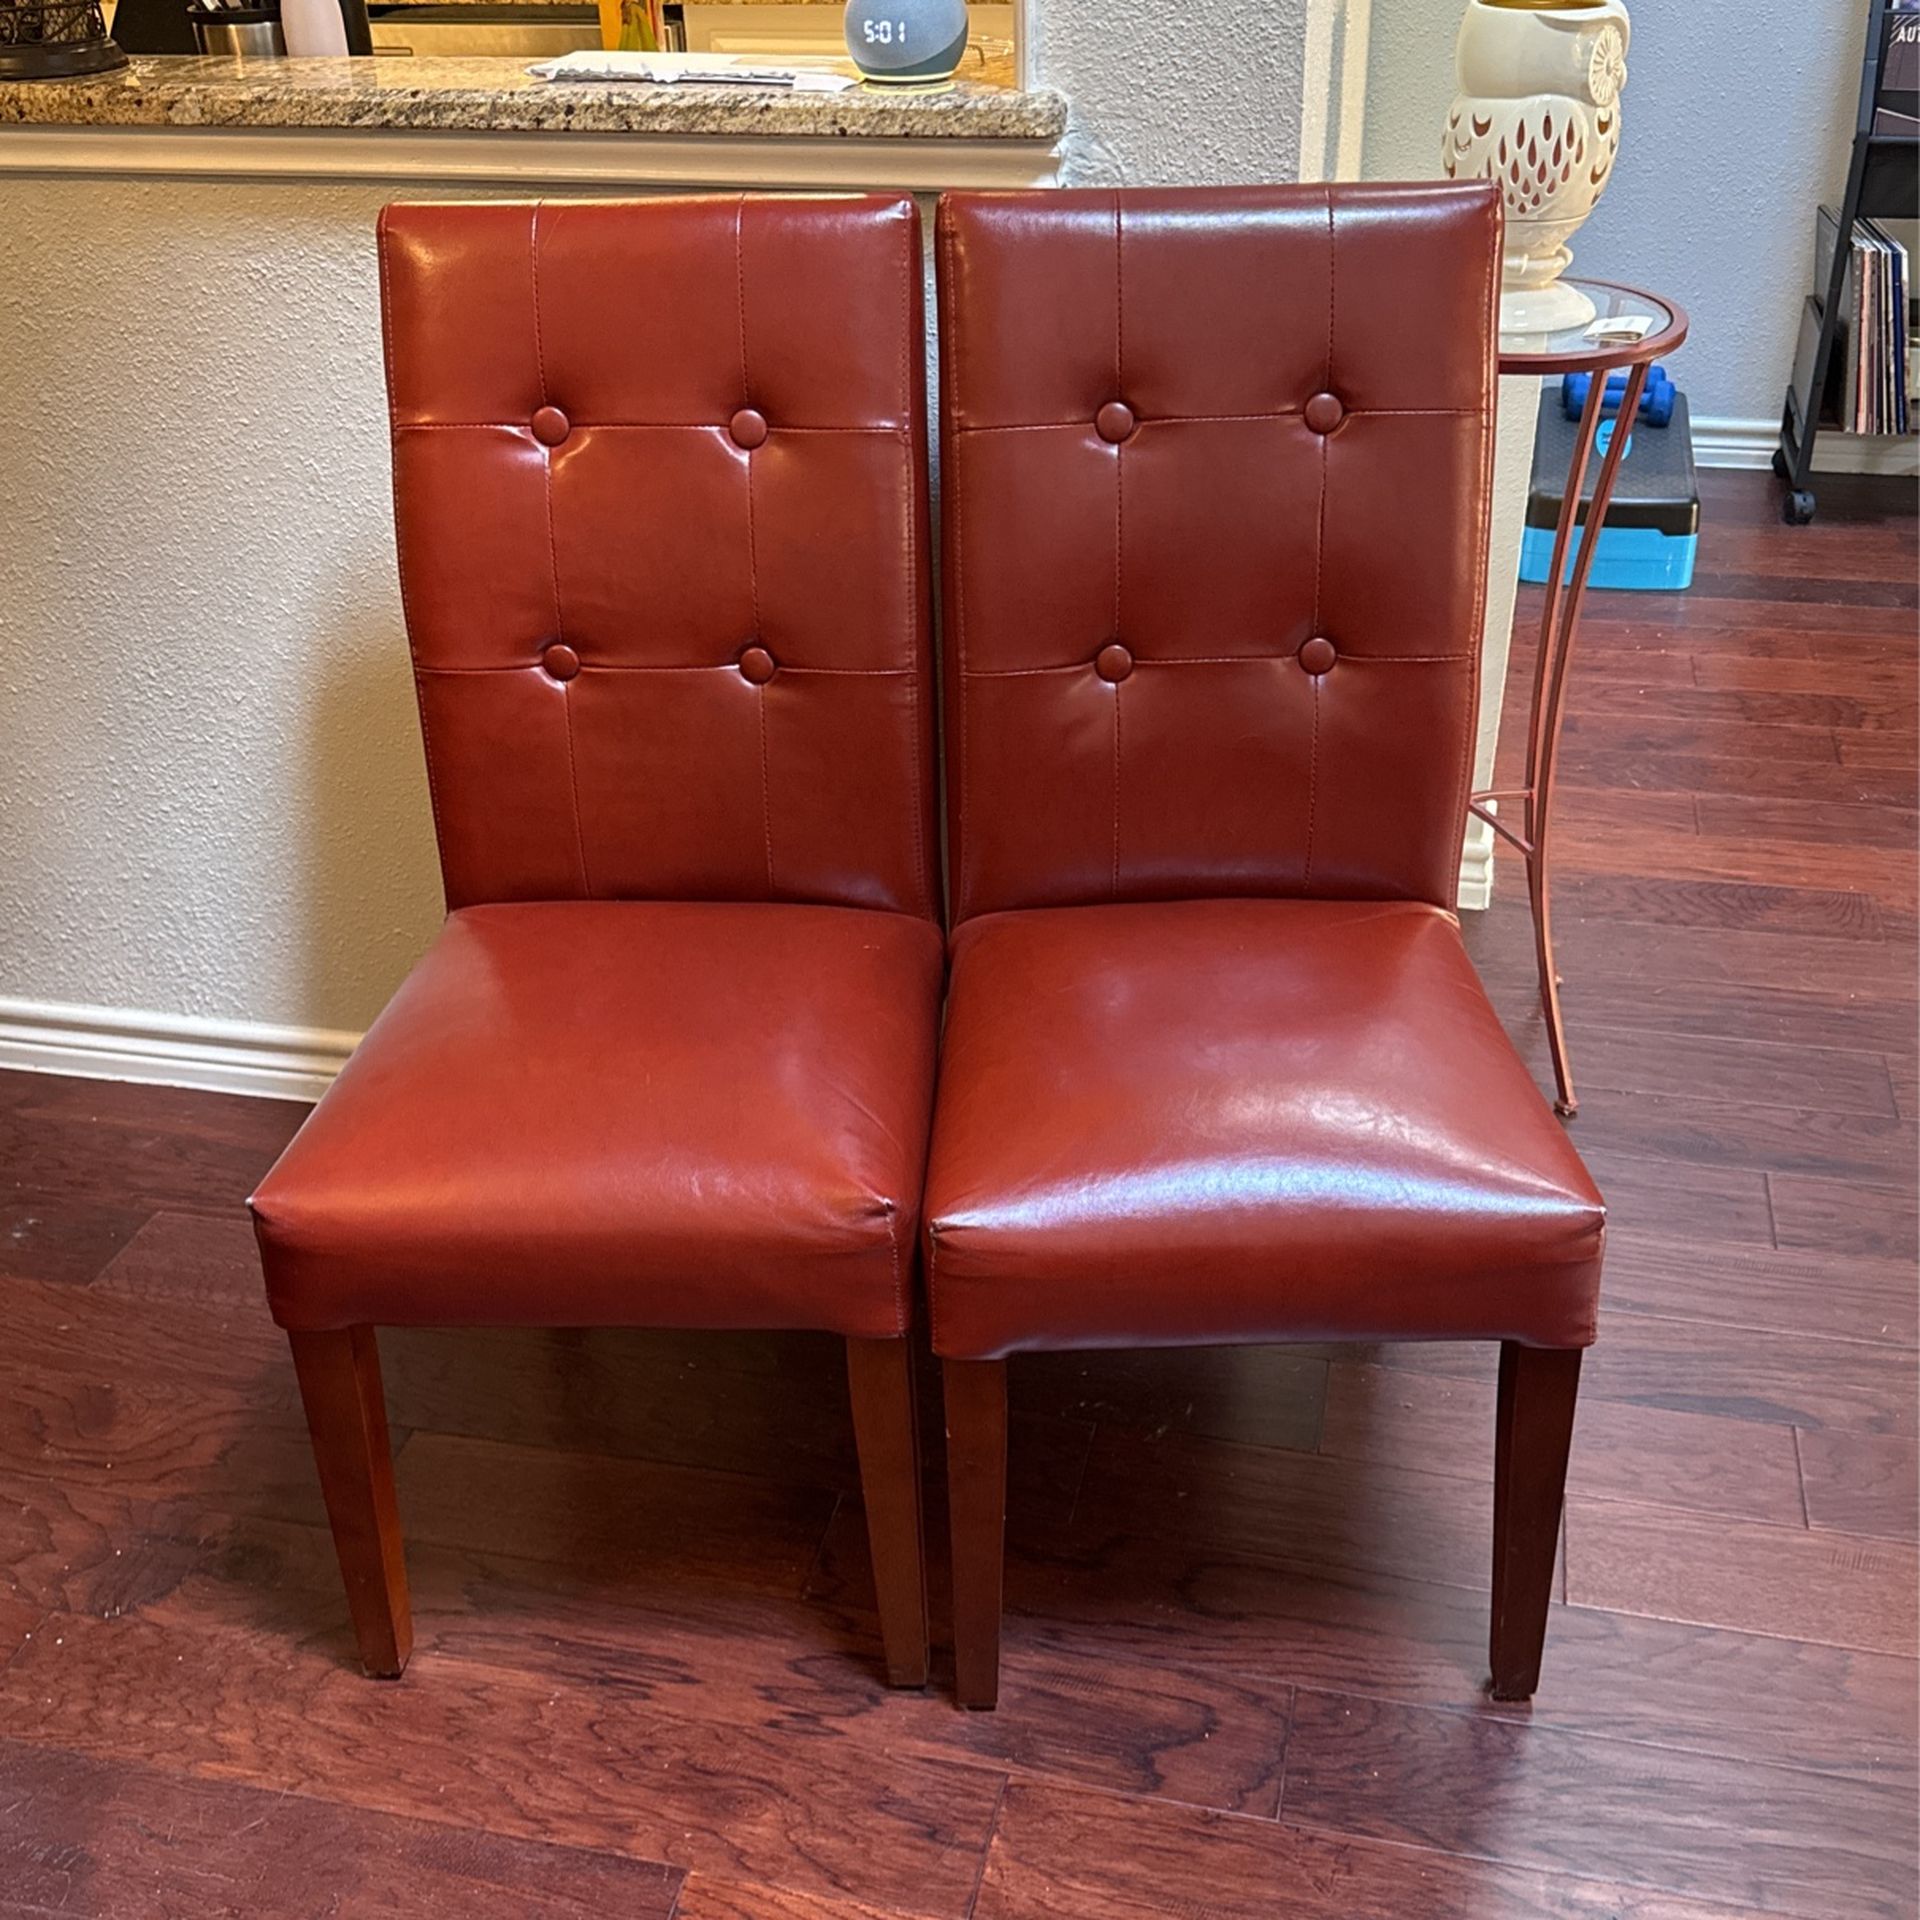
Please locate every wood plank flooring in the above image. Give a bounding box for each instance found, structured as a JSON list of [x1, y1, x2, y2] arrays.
[[0, 470, 1914, 1917]]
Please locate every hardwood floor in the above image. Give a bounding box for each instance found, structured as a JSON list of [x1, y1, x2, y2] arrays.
[[0, 470, 1914, 1917]]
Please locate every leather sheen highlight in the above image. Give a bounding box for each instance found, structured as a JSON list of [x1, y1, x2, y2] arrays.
[[924, 900, 1604, 1358]]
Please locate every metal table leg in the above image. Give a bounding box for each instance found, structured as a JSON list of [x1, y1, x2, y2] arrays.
[[1473, 358, 1650, 1119]]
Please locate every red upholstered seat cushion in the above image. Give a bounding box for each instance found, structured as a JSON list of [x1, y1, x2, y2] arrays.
[[923, 900, 1605, 1360], [254, 902, 943, 1336]]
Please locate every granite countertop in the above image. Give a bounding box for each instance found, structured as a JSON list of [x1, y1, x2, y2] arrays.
[[0, 53, 1063, 139]]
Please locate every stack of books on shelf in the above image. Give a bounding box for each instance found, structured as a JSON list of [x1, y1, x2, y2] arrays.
[[1877, 2, 1918, 139], [1794, 206, 1915, 438]]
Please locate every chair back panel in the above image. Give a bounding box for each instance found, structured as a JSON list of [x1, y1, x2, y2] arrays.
[[936, 183, 1500, 922], [380, 195, 936, 918]]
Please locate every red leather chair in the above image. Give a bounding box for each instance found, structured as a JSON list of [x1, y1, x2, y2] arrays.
[[251, 195, 941, 1687], [927, 184, 1606, 1709]]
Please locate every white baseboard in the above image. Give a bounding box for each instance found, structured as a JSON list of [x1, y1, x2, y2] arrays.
[[1688, 415, 1778, 470], [1692, 413, 1920, 475], [1457, 846, 1494, 912], [0, 997, 357, 1103]]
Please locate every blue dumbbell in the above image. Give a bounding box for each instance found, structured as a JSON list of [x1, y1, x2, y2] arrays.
[[1562, 364, 1675, 427], [1635, 368, 1676, 427]]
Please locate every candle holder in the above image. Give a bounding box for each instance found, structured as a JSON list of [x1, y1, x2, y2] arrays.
[[0, 0, 127, 74]]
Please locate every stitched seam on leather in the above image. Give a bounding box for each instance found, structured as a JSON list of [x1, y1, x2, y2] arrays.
[[561, 686, 595, 898], [1445, 192, 1501, 912], [1304, 190, 1335, 891], [882, 1197, 907, 1335], [958, 653, 1478, 678], [529, 204, 593, 901], [953, 406, 1476, 434], [376, 208, 400, 411], [1326, 651, 1477, 664], [1111, 190, 1124, 901], [1303, 680, 1321, 885], [757, 681, 776, 892], [943, 208, 973, 923], [735, 197, 761, 650], [391, 406, 1476, 432], [391, 421, 900, 434], [415, 662, 919, 679], [898, 203, 933, 922], [924, 1217, 943, 1352], [377, 219, 454, 907], [735, 197, 775, 898]]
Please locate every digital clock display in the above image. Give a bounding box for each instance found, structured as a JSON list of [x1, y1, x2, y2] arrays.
[[844, 0, 968, 85]]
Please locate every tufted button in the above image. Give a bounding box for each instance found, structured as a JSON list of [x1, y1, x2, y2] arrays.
[[1095, 642, 1133, 683], [739, 644, 777, 685], [541, 642, 580, 682], [1095, 401, 1136, 444], [531, 405, 571, 447], [729, 408, 769, 450], [1298, 635, 1338, 676], [1303, 391, 1346, 435]]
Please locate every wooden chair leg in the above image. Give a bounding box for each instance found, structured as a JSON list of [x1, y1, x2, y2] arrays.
[[943, 1357, 1008, 1711], [1489, 1340, 1582, 1702], [845, 1336, 930, 1688], [287, 1326, 412, 1679]]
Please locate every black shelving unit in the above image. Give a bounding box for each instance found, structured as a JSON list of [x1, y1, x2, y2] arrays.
[[1774, 0, 1918, 524]]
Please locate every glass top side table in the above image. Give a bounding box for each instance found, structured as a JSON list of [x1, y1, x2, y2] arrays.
[[1482, 277, 1690, 1117]]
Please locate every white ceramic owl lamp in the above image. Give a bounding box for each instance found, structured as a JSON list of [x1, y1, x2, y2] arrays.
[[1443, 0, 1630, 336]]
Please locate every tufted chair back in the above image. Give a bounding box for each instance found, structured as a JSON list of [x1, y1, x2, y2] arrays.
[[378, 195, 937, 920], [936, 183, 1501, 923]]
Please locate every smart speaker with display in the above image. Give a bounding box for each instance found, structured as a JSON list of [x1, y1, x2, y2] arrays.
[[844, 0, 968, 87]]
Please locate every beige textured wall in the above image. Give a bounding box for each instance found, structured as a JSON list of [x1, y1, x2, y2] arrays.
[[1355, 8, 1537, 904], [1, 11, 1335, 1052], [1032, 0, 1309, 186], [0, 177, 442, 1034]]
